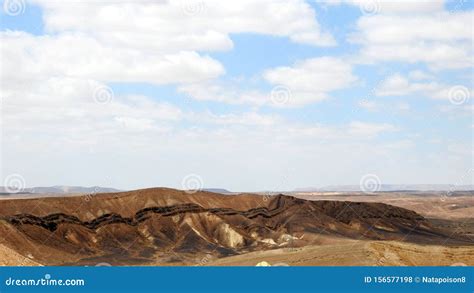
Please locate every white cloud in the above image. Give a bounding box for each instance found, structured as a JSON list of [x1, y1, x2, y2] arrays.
[[1, 0, 470, 190], [376, 73, 473, 102], [179, 57, 357, 107], [1, 0, 339, 118], [178, 82, 268, 106], [114, 117, 156, 132], [439, 104, 474, 117], [325, 0, 445, 14], [1, 31, 224, 85], [357, 99, 378, 111], [375, 73, 434, 96], [408, 70, 434, 81], [349, 11, 473, 69], [33, 0, 336, 48], [348, 121, 398, 137], [263, 57, 357, 104], [200, 112, 280, 126], [1, 65, 395, 149]]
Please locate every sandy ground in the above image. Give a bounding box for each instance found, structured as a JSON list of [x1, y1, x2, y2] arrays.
[[207, 240, 474, 266], [0, 244, 41, 266]]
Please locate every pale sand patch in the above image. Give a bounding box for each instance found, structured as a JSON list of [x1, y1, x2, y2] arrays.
[[207, 240, 474, 266], [0, 244, 41, 266]]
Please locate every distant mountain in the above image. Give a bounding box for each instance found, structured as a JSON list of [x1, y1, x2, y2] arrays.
[[294, 184, 474, 192], [203, 188, 232, 194], [0, 186, 121, 194]]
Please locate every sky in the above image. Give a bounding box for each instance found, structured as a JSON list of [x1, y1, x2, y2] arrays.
[[0, 0, 473, 192]]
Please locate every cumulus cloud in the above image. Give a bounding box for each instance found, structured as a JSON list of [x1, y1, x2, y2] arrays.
[[408, 70, 435, 81], [263, 57, 357, 105], [33, 0, 336, 49], [375, 73, 473, 103], [1, 31, 225, 85], [180, 57, 357, 107], [325, 0, 445, 14], [178, 82, 268, 106], [1, 0, 339, 120], [1, 1, 345, 158], [349, 11, 473, 69], [1, 0, 471, 190], [2, 77, 182, 139]]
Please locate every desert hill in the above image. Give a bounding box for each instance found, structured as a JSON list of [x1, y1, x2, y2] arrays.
[[0, 188, 471, 266]]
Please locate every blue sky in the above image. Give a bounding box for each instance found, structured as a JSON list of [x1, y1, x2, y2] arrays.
[[0, 0, 472, 191]]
